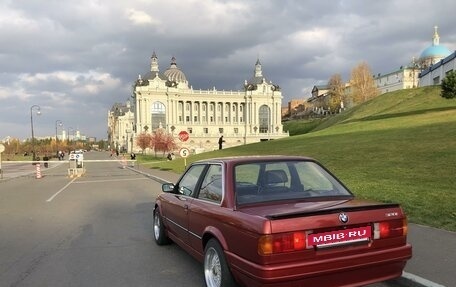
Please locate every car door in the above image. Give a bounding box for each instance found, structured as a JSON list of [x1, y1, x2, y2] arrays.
[[163, 164, 206, 247], [188, 164, 224, 253]]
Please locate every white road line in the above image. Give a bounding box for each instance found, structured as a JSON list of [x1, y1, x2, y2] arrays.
[[46, 177, 78, 202], [402, 272, 447, 287], [73, 177, 148, 184]]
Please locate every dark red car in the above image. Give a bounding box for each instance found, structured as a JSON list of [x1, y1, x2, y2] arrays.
[[153, 156, 412, 287]]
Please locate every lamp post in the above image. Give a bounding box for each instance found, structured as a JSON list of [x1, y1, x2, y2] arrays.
[[126, 130, 130, 153], [67, 127, 73, 143], [30, 105, 41, 161], [55, 120, 63, 142]]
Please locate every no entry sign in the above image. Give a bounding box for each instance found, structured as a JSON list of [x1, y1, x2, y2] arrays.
[[178, 131, 189, 142]]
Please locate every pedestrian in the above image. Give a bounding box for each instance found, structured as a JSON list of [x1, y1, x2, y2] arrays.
[[218, 135, 225, 150]]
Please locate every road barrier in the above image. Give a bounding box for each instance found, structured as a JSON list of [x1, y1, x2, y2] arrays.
[[35, 163, 42, 179]]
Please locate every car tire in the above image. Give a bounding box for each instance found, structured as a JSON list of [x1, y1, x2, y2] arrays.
[[204, 238, 237, 287], [153, 208, 171, 245]]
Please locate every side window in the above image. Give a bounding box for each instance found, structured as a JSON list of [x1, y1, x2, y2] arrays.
[[198, 164, 223, 203], [177, 164, 206, 196]]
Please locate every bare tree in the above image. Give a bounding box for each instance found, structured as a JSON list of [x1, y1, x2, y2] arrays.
[[327, 73, 345, 113], [350, 62, 379, 104]]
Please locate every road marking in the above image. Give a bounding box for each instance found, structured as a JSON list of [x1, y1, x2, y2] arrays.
[[73, 177, 148, 184], [46, 177, 78, 202], [402, 272, 447, 287]]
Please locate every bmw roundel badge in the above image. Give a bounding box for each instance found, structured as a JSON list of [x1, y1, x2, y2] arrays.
[[339, 212, 349, 223]]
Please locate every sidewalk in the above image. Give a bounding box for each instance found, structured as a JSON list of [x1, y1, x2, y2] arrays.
[[132, 164, 456, 287]]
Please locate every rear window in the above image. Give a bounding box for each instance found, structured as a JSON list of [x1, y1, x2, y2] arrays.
[[234, 160, 351, 204]]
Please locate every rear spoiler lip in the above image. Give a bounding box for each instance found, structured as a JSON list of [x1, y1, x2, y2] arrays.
[[266, 203, 401, 220]]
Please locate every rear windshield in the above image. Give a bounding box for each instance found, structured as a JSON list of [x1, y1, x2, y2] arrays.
[[234, 160, 352, 205]]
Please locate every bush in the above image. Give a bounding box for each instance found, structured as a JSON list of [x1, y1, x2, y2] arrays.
[[441, 71, 456, 99]]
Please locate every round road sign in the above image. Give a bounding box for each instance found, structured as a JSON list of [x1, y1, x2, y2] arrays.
[[0, 143, 4, 153], [178, 131, 189, 142], [179, 147, 190, 158]]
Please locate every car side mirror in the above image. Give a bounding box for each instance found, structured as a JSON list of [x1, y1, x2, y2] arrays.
[[162, 183, 175, 193]]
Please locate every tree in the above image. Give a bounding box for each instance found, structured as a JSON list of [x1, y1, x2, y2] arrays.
[[150, 128, 177, 157], [441, 71, 456, 99], [136, 133, 152, 154], [327, 73, 345, 113], [350, 62, 379, 104]]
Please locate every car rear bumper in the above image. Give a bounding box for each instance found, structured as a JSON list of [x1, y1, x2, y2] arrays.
[[228, 244, 412, 287]]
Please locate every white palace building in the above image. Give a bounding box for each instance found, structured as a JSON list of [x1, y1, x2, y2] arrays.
[[108, 53, 288, 153]]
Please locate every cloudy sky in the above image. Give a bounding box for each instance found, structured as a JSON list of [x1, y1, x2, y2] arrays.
[[1, 0, 455, 141]]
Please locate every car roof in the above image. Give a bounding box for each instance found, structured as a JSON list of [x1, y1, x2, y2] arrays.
[[193, 155, 316, 165]]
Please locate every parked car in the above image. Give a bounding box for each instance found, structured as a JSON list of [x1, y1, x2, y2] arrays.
[[153, 156, 412, 287]]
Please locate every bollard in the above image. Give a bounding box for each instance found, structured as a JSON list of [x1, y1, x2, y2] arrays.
[[36, 163, 42, 179]]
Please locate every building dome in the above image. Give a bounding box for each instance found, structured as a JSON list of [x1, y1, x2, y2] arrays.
[[164, 57, 188, 83], [420, 45, 451, 59], [418, 26, 452, 68]]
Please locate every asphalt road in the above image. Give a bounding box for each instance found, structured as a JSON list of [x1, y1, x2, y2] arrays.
[[0, 152, 412, 287]]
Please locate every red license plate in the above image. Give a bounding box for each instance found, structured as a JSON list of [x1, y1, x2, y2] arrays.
[[308, 226, 371, 247]]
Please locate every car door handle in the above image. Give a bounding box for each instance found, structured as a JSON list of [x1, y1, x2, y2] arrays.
[[176, 195, 187, 201]]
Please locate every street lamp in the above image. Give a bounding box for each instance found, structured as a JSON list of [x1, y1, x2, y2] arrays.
[[30, 105, 41, 161], [55, 120, 63, 142], [67, 127, 73, 142], [126, 129, 130, 153]]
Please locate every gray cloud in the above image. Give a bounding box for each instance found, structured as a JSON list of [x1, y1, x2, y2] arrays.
[[1, 0, 455, 140]]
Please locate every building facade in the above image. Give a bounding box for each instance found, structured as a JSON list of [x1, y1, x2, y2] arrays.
[[374, 26, 452, 94], [125, 53, 288, 153], [419, 51, 456, 86], [108, 102, 135, 152]]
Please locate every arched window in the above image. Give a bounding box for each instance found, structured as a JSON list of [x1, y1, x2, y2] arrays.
[[151, 101, 166, 130], [259, 105, 270, 133]]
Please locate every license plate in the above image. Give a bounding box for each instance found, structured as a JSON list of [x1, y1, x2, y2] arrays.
[[308, 226, 371, 248]]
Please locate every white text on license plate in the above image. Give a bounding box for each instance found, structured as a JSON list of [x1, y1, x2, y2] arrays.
[[308, 226, 371, 247]]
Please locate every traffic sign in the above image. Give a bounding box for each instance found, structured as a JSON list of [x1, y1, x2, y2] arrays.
[[179, 147, 190, 158], [0, 144, 4, 153], [178, 131, 189, 142]]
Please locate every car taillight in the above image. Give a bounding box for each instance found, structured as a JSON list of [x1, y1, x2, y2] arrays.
[[373, 219, 408, 239], [258, 232, 307, 255]]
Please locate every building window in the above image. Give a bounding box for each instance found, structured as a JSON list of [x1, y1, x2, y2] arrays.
[[179, 116, 183, 122], [217, 104, 221, 112], [210, 104, 214, 112], [202, 116, 206, 122], [240, 105, 243, 112], [240, 117, 243, 122], [194, 116, 198, 122], [186, 103, 190, 111], [204, 128, 208, 134], [234, 128, 238, 134], [202, 104, 206, 112], [219, 128, 224, 133], [187, 128, 193, 134], [186, 116, 190, 122], [194, 104, 198, 111], [233, 116, 236, 123], [232, 105, 236, 112], [225, 117, 228, 122], [210, 116, 214, 122]]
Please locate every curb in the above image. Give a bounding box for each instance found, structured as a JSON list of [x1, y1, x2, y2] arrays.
[[390, 272, 447, 287]]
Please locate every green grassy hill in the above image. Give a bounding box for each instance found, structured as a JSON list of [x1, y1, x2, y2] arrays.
[[146, 86, 456, 231]]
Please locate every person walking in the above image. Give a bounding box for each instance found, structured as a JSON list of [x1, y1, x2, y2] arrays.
[[218, 135, 225, 150]]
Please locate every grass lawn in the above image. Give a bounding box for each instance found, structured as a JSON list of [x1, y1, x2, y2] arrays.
[[140, 86, 456, 231]]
